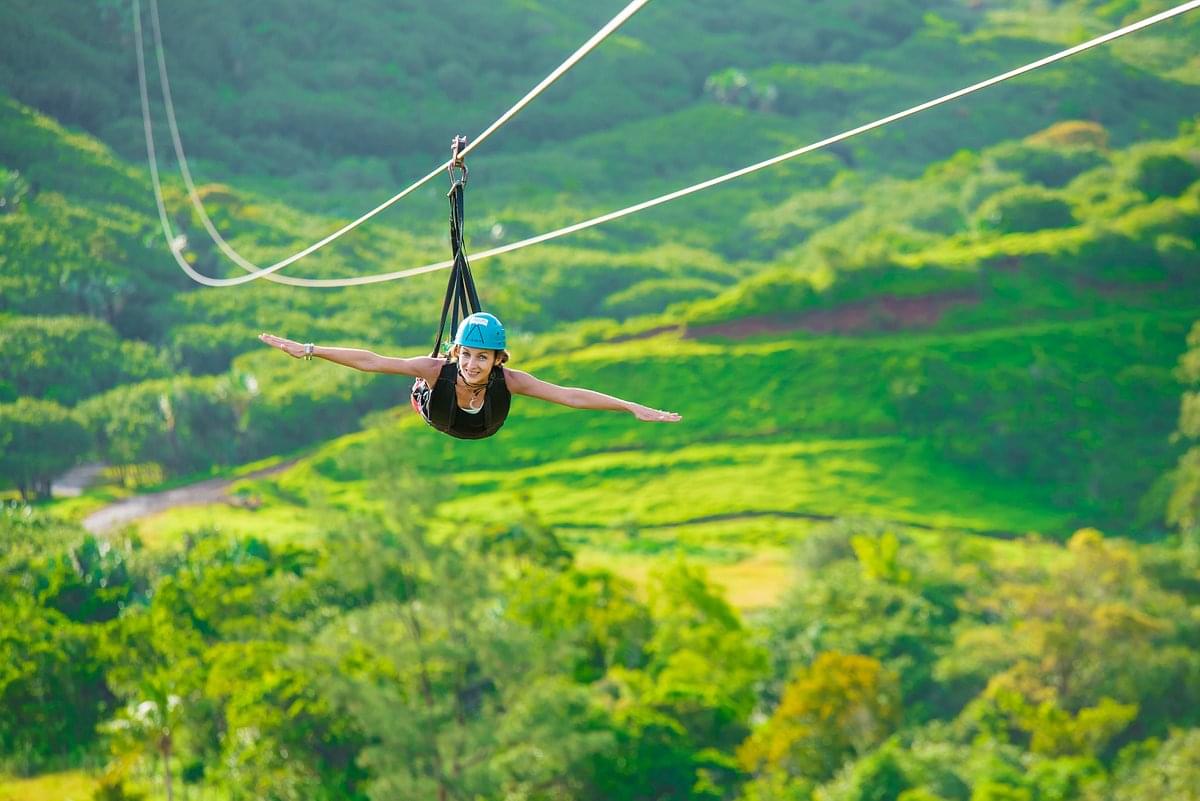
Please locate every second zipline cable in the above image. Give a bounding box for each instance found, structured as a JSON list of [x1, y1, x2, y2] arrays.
[[141, 0, 1200, 288], [272, 0, 1199, 288]]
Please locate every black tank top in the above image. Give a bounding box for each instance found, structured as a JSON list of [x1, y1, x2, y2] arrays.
[[411, 362, 511, 440]]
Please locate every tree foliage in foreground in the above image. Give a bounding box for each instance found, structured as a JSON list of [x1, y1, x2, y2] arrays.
[[4, 477, 1199, 801], [0, 397, 87, 500], [1168, 320, 1200, 536]]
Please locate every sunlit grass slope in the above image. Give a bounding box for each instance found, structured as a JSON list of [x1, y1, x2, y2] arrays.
[[305, 310, 1187, 525], [436, 437, 1073, 534], [110, 300, 1187, 620], [131, 309, 1185, 566], [0, 771, 96, 801]]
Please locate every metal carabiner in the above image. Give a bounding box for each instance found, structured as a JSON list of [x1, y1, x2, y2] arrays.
[[448, 134, 469, 185]]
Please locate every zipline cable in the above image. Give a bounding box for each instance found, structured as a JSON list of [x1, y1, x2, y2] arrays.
[[143, 0, 1200, 289], [135, 0, 234, 288], [136, 0, 652, 287], [267, 0, 1199, 288]]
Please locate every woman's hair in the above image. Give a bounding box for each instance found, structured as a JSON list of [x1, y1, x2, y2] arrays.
[[449, 344, 510, 365]]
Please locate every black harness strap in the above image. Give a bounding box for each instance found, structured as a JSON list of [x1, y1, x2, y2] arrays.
[[412, 135, 511, 440], [431, 138, 482, 357]]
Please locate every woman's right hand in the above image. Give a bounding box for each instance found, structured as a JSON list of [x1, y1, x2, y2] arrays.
[[630, 403, 682, 423], [259, 332, 306, 359]]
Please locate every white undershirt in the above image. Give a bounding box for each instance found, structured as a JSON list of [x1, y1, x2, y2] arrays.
[[458, 403, 483, 415]]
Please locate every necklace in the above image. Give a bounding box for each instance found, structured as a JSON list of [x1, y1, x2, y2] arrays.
[[458, 375, 487, 393], [457, 373, 487, 411]]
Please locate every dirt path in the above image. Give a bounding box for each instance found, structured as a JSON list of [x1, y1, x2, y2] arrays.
[[82, 460, 298, 535]]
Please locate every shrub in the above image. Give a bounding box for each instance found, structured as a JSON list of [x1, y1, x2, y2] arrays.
[[987, 142, 1107, 188], [169, 321, 262, 375], [0, 316, 166, 406], [1132, 152, 1200, 199], [0, 397, 88, 499], [1025, 120, 1110, 150], [976, 187, 1076, 233]]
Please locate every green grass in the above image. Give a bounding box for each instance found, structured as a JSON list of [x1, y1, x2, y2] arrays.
[[66, 303, 1188, 613], [128, 501, 326, 549], [126, 428, 1076, 611], [575, 546, 795, 611], [116, 309, 1187, 549], [0, 771, 96, 801], [436, 437, 1072, 535], [124, 425, 1075, 610], [289, 311, 1189, 525]]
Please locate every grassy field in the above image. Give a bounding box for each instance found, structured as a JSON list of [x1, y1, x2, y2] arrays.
[[435, 437, 1072, 533], [123, 425, 1075, 609], [115, 310, 1157, 608], [0, 772, 95, 801], [76, 306, 1185, 610]]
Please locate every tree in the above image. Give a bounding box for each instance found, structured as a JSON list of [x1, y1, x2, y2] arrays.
[[975, 186, 1076, 233], [507, 565, 652, 684], [102, 602, 205, 801], [0, 315, 164, 405], [984, 681, 1137, 758], [1101, 728, 1200, 801], [1168, 321, 1200, 536], [819, 745, 912, 801], [1132, 152, 1200, 199], [0, 508, 118, 767], [318, 524, 613, 801], [167, 321, 260, 375], [0, 599, 111, 766], [945, 530, 1200, 750], [738, 652, 901, 784], [595, 562, 769, 801], [0, 397, 87, 499], [202, 640, 369, 801], [76, 377, 240, 477], [0, 166, 30, 213], [765, 526, 960, 722]]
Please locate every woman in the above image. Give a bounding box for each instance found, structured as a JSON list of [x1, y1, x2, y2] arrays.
[[259, 312, 682, 440]]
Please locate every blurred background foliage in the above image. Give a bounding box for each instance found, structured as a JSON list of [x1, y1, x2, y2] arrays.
[[1, 0, 1200, 798]]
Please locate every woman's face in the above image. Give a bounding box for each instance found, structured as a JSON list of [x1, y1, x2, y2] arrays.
[[456, 346, 497, 383]]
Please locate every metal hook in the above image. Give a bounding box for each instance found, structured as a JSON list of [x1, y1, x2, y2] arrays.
[[448, 134, 469, 185]]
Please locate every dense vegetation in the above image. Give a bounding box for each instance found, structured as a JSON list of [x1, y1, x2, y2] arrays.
[[1, 0, 1199, 797], [3, 465, 1199, 800]]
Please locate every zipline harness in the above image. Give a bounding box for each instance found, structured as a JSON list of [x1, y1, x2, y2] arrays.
[[431, 136, 483, 359], [408, 137, 512, 440]]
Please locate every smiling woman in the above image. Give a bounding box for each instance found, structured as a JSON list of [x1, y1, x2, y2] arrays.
[[259, 311, 682, 440]]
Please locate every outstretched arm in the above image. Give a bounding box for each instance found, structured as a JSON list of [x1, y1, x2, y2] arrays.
[[258, 333, 441, 382], [505, 368, 682, 423]]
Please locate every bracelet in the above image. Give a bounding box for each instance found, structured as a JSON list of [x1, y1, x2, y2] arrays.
[[303, 343, 314, 361]]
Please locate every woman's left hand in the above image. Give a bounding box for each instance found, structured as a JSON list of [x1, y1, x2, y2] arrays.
[[259, 332, 306, 359], [631, 404, 682, 423]]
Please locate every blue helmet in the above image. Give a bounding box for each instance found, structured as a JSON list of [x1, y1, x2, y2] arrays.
[[454, 312, 507, 350]]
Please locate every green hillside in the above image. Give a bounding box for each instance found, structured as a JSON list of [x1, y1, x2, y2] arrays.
[[9, 102, 1193, 529], [2, 1, 1200, 799]]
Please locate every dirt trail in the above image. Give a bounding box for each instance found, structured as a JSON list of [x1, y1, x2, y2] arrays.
[[82, 460, 297, 535]]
